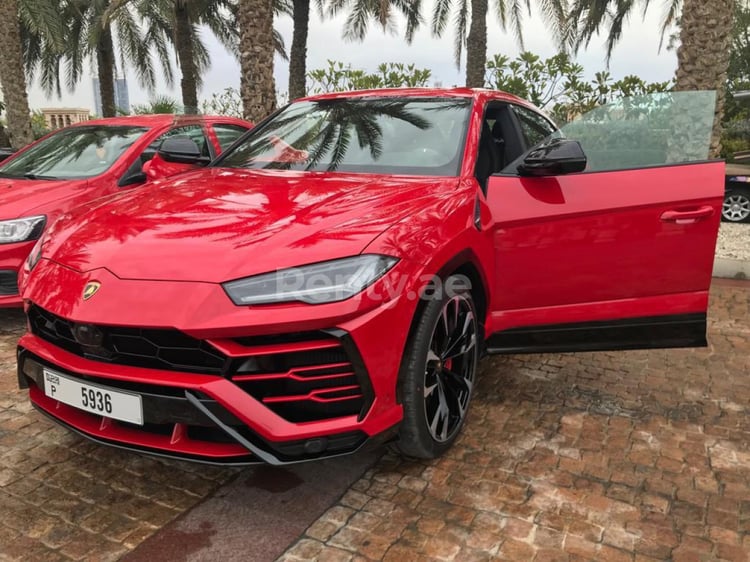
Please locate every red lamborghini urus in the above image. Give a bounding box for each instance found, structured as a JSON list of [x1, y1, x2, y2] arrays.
[[17, 88, 723, 465]]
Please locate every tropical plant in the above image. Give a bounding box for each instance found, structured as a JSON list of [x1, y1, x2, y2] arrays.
[[287, 0, 423, 101], [30, 111, 51, 140], [432, 0, 568, 87], [238, 0, 277, 121], [485, 51, 672, 123], [307, 0, 422, 98], [201, 87, 244, 117], [132, 95, 183, 114], [307, 60, 432, 93], [567, 0, 736, 156]]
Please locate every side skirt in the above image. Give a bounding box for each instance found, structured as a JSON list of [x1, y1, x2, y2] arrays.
[[486, 313, 707, 354]]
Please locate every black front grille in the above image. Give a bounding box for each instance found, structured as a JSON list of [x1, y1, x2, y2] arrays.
[[27, 305, 226, 374], [0, 270, 18, 296], [26, 306, 375, 424]]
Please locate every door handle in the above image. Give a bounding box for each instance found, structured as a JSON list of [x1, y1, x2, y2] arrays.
[[660, 206, 714, 223]]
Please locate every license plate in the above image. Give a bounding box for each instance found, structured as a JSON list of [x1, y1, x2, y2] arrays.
[[43, 369, 143, 425]]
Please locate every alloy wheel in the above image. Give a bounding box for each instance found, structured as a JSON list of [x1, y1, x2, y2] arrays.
[[723, 192, 750, 222], [423, 295, 478, 443]]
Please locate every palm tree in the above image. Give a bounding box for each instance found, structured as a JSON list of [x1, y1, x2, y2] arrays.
[[238, 0, 277, 121], [674, 0, 735, 156], [0, 0, 64, 147], [288, 0, 311, 100], [139, 0, 289, 114], [27, 0, 160, 117], [568, 0, 736, 156], [288, 0, 422, 100], [137, 0, 238, 114], [432, 0, 569, 87], [0, 0, 34, 146]]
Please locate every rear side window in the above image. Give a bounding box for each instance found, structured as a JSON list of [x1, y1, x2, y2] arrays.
[[511, 105, 557, 148], [213, 124, 249, 150]]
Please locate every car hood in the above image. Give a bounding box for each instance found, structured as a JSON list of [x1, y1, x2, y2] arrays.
[[46, 168, 457, 282], [0, 176, 87, 218]]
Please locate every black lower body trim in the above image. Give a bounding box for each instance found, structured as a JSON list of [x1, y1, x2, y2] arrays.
[[486, 313, 707, 354]]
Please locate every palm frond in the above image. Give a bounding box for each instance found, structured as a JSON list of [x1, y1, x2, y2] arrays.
[[431, 0, 454, 36], [452, 0, 469, 67]]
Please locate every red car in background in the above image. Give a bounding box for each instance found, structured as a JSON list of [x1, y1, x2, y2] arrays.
[[17, 88, 723, 465], [0, 114, 252, 306]]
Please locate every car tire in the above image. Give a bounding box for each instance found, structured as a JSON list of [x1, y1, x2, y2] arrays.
[[396, 275, 479, 459], [722, 186, 750, 223]]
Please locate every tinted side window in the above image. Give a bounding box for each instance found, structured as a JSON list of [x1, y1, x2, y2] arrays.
[[511, 106, 557, 148], [213, 124, 249, 150]]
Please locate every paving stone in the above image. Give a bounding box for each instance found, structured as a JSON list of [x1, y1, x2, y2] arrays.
[[0, 310, 237, 559], [280, 281, 750, 561]]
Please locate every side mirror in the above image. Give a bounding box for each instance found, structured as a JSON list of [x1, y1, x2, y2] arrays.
[[518, 139, 587, 177], [118, 158, 148, 187], [158, 136, 210, 165]]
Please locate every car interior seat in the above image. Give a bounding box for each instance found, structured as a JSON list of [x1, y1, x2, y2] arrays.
[[492, 109, 525, 167], [475, 123, 501, 189]]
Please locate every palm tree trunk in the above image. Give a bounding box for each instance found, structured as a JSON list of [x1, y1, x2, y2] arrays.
[[174, 0, 199, 114], [0, 0, 33, 147], [288, 0, 310, 100], [97, 26, 117, 117], [465, 0, 488, 88], [674, 0, 735, 158], [238, 0, 276, 121]]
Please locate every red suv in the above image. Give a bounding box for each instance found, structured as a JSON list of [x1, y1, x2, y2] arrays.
[[18, 89, 723, 465], [0, 114, 252, 306]]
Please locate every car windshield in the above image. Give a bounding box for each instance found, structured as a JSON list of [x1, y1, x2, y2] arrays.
[[0, 125, 149, 180], [216, 97, 472, 176], [503, 90, 718, 174]]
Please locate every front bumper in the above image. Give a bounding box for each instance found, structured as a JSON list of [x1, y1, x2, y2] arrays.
[[18, 261, 417, 464]]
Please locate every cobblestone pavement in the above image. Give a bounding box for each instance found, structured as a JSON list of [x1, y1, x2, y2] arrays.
[[0, 309, 238, 562], [280, 280, 750, 562], [2, 280, 750, 561], [717, 223, 750, 261]]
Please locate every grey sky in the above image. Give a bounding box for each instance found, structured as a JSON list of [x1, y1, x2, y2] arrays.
[[27, 2, 677, 112]]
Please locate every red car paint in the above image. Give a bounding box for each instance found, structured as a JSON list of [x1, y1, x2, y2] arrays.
[[17, 88, 724, 465], [0, 114, 252, 307]]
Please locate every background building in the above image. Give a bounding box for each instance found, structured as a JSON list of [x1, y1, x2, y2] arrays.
[[92, 77, 130, 115], [40, 108, 91, 130]]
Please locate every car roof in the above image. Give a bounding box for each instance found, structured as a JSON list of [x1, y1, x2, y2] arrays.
[[298, 87, 527, 105], [73, 114, 249, 129]]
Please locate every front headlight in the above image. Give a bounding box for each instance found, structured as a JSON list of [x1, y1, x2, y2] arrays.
[[0, 215, 46, 244], [223, 254, 399, 305]]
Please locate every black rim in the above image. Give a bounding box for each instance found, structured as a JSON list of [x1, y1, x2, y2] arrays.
[[423, 295, 478, 443]]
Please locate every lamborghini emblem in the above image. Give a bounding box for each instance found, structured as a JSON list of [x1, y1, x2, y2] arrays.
[[82, 281, 101, 300]]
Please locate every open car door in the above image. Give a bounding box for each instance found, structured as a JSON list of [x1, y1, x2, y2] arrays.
[[485, 91, 724, 353]]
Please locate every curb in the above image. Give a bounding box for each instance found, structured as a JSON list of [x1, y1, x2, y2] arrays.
[[713, 257, 750, 280]]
